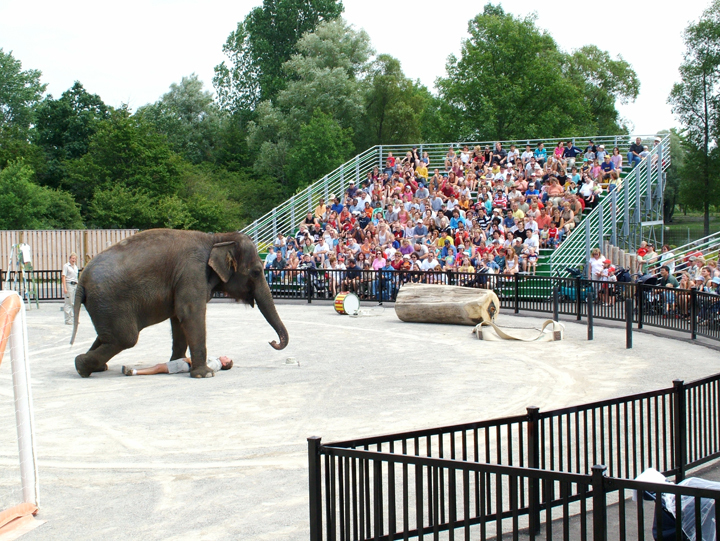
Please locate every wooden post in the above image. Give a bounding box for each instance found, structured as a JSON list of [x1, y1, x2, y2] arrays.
[[83, 230, 90, 267]]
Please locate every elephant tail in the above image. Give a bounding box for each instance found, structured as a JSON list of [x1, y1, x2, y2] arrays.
[[70, 283, 85, 345]]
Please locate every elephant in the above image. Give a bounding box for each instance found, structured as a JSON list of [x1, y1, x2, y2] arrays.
[[70, 229, 288, 378]]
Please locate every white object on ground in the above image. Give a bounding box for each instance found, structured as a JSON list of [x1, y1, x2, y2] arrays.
[[475, 319, 564, 342]]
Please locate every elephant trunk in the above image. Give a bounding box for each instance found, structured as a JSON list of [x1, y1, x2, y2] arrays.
[[254, 278, 289, 350]]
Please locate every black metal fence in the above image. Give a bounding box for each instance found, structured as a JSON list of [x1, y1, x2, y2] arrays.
[[310, 374, 720, 541], [0, 270, 64, 301], [8, 268, 720, 345], [268, 269, 720, 342], [301, 270, 720, 540]]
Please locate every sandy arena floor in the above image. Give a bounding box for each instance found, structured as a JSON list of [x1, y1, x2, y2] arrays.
[[0, 300, 718, 540]]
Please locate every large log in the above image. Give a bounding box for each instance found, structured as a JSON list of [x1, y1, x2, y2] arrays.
[[394, 284, 500, 326]]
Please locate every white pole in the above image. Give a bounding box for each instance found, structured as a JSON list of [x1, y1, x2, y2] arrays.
[[8, 294, 39, 506]]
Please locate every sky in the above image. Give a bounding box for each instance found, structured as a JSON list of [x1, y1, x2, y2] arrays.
[[0, 0, 709, 136]]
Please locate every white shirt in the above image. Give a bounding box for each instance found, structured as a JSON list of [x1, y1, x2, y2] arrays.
[[19, 244, 32, 265], [659, 251, 675, 273], [62, 262, 79, 283], [206, 357, 222, 372], [421, 258, 439, 271], [313, 242, 329, 256], [589, 257, 604, 280], [524, 235, 540, 249]]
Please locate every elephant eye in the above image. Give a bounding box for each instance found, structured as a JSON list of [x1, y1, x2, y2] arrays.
[[251, 268, 262, 278]]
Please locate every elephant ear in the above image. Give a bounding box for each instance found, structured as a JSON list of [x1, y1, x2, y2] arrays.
[[209, 241, 238, 283]]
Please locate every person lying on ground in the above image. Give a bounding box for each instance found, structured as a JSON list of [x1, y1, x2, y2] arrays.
[[122, 356, 233, 377]]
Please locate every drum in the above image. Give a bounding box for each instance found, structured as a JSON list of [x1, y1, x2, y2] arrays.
[[334, 292, 360, 315]]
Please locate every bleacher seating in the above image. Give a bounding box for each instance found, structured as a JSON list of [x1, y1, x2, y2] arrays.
[[254, 136, 671, 291]]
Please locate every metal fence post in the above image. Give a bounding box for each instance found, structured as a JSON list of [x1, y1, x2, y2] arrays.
[[587, 295, 594, 340], [308, 436, 323, 541], [527, 406, 541, 534], [637, 283, 644, 329], [610, 190, 617, 246], [552, 285, 559, 322], [591, 465, 607, 541], [673, 380, 687, 482], [306, 269, 312, 304], [585, 222, 592, 278], [576, 276, 582, 320], [625, 298, 633, 349], [378, 270, 383, 305], [690, 289, 697, 340], [514, 274, 519, 314]]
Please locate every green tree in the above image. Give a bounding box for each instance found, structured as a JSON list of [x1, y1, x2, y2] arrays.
[[0, 160, 83, 229], [437, 4, 638, 141], [357, 55, 430, 148], [285, 109, 354, 192], [565, 45, 639, 134], [178, 165, 246, 231], [658, 129, 684, 223], [0, 49, 47, 168], [64, 107, 184, 214], [34, 82, 110, 189], [247, 18, 371, 188], [87, 185, 159, 229], [668, 0, 720, 235], [137, 74, 223, 164], [213, 0, 344, 112]]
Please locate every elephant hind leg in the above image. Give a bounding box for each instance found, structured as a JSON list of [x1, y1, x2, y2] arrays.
[[75, 343, 125, 378]]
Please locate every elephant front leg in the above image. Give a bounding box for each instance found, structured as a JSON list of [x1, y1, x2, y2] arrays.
[[178, 313, 212, 378], [75, 343, 124, 378], [170, 317, 188, 361], [189, 342, 213, 378]]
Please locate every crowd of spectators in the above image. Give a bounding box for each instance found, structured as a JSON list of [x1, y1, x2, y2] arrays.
[[632, 241, 720, 324], [261, 138, 666, 300]]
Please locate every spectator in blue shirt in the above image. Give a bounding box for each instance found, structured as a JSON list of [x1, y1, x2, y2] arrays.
[[330, 197, 344, 215], [600, 154, 616, 180], [534, 143, 547, 166], [563, 142, 582, 168], [449, 210, 466, 230], [502, 211, 515, 230], [440, 239, 457, 263]]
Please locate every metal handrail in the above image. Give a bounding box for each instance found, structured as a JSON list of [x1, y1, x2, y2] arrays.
[[548, 133, 671, 276], [242, 134, 664, 250], [646, 231, 720, 277]]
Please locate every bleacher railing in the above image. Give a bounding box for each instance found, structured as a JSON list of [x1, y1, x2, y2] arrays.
[[647, 231, 720, 278], [548, 133, 671, 276], [241, 134, 663, 252]]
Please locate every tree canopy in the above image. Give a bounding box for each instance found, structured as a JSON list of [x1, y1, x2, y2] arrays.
[[437, 4, 638, 141], [668, 0, 720, 235], [213, 0, 344, 113]]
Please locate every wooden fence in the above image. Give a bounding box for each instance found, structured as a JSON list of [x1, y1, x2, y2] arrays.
[[0, 230, 138, 271]]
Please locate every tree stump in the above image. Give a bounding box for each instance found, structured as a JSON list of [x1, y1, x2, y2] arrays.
[[394, 284, 500, 326]]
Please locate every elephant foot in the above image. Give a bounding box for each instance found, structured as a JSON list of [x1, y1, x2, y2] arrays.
[[75, 355, 93, 378], [190, 365, 214, 378], [75, 356, 109, 378]]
